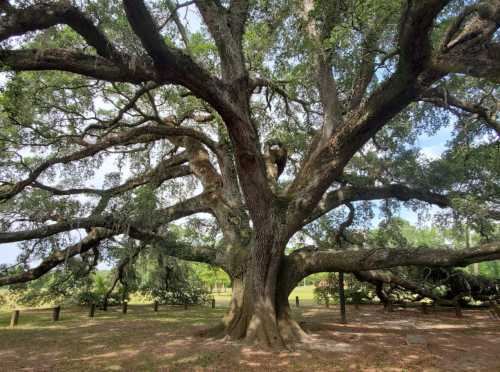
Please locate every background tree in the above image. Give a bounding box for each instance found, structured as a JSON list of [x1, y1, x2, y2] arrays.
[[0, 0, 499, 348]]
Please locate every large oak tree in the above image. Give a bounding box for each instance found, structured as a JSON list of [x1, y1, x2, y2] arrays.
[[0, 0, 499, 348]]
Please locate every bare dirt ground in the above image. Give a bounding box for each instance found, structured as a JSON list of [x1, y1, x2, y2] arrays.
[[1, 304, 499, 371]]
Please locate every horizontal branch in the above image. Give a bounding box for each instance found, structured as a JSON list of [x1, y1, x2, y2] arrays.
[[0, 122, 221, 202], [0, 192, 214, 244], [0, 49, 154, 83], [288, 241, 500, 278], [0, 226, 221, 286], [0, 125, 168, 202], [354, 270, 456, 305]]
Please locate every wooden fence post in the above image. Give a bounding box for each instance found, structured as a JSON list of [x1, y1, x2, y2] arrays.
[[490, 301, 500, 319], [52, 306, 61, 321], [387, 301, 393, 312], [122, 301, 128, 314], [211, 299, 215, 309], [154, 301, 159, 312], [89, 303, 96, 318], [455, 302, 462, 318], [10, 310, 19, 327], [184, 301, 188, 310], [103, 299, 108, 312], [339, 272, 347, 324], [421, 303, 428, 314], [295, 296, 300, 307]]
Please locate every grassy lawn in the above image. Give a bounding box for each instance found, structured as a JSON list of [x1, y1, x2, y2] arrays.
[[1, 303, 500, 371], [212, 285, 318, 307], [289, 285, 317, 306], [0, 304, 228, 371]]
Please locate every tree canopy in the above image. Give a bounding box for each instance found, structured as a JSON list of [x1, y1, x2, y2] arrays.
[[0, 0, 499, 348]]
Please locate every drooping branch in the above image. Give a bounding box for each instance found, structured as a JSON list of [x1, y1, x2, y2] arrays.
[[0, 228, 113, 286], [354, 270, 456, 305], [0, 226, 220, 287], [103, 243, 146, 306], [0, 123, 221, 202], [420, 87, 500, 136], [302, 184, 451, 228], [0, 126, 160, 202], [0, 191, 214, 244]]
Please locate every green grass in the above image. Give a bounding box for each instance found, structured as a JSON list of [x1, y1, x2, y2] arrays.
[[0, 304, 228, 371], [0, 304, 225, 329], [213, 285, 319, 305], [211, 285, 318, 307], [289, 285, 317, 305]]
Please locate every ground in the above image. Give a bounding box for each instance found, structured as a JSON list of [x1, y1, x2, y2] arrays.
[[1, 302, 499, 371]]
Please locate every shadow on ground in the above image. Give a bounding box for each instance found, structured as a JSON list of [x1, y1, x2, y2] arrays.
[[1, 304, 499, 371]]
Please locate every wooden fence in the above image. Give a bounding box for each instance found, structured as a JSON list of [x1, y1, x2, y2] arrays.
[[7, 298, 218, 327], [6, 297, 499, 327]]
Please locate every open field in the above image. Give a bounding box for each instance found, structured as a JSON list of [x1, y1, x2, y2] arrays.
[[1, 304, 499, 371], [212, 285, 318, 307]]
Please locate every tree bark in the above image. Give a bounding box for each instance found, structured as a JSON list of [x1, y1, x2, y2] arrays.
[[223, 242, 309, 348]]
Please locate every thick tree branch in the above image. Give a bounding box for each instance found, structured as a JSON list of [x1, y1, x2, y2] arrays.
[[0, 49, 154, 83], [0, 3, 122, 62], [0, 227, 220, 286], [122, 0, 226, 103], [432, 1, 500, 83], [354, 270, 457, 305], [194, 0, 248, 80], [287, 241, 500, 280], [287, 1, 451, 233]]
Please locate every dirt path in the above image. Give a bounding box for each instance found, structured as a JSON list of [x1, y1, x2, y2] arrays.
[[1, 304, 499, 371]]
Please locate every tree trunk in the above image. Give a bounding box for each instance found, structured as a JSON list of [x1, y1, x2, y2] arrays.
[[223, 236, 309, 349]]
